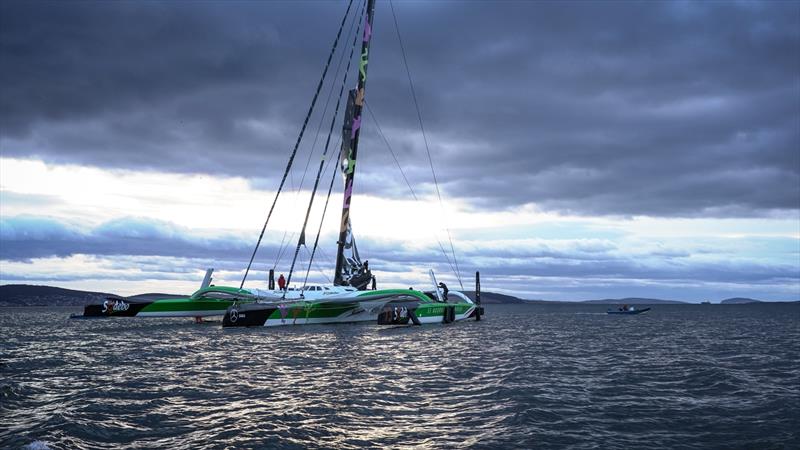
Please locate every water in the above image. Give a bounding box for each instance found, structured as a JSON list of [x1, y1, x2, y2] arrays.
[[1, 303, 799, 449]]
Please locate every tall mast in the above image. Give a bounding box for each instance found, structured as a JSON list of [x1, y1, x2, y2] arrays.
[[334, 0, 376, 286]]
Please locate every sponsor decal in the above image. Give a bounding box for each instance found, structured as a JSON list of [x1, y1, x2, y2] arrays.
[[102, 299, 129, 314], [278, 304, 288, 323], [291, 308, 301, 325], [392, 306, 408, 321], [229, 308, 239, 323]]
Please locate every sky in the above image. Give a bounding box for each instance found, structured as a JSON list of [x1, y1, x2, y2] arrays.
[[1, 0, 798, 302]]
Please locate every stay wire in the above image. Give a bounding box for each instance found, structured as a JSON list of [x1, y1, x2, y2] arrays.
[[303, 142, 344, 288], [240, 0, 355, 288], [364, 100, 459, 278], [273, 1, 361, 272], [272, 229, 289, 270], [286, 0, 365, 295], [389, 0, 464, 289], [304, 245, 334, 284]]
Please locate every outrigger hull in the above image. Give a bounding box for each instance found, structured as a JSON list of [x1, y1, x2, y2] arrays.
[[79, 286, 256, 319], [81, 297, 238, 318]]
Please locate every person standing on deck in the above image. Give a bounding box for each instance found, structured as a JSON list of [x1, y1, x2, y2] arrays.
[[278, 273, 286, 291]]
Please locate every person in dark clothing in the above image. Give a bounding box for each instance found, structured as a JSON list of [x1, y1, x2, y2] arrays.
[[278, 273, 286, 291], [438, 282, 449, 301], [371, 276, 376, 290], [364, 260, 369, 272]]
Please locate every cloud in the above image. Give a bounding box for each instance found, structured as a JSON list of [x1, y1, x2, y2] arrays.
[[1, 215, 797, 300], [0, 215, 256, 261], [0, 1, 797, 218]]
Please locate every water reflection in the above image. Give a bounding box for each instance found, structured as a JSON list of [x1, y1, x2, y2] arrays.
[[1, 304, 799, 449]]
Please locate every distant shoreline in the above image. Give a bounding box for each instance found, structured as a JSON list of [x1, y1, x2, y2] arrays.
[[1, 284, 796, 307]]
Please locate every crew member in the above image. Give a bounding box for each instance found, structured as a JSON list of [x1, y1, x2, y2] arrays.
[[278, 273, 286, 291], [438, 282, 449, 301]]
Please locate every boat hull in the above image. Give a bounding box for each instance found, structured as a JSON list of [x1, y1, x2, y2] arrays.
[[81, 297, 239, 318], [223, 298, 387, 327], [78, 286, 258, 319], [222, 289, 478, 327], [607, 307, 651, 315]]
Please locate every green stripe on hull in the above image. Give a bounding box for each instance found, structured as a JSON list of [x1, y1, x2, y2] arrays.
[[258, 289, 431, 322], [355, 288, 430, 302], [253, 296, 475, 327], [415, 308, 475, 324], [413, 303, 473, 318], [263, 301, 379, 322], [139, 298, 236, 315], [137, 310, 230, 318]]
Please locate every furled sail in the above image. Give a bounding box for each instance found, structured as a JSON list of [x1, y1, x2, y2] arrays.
[[338, 218, 372, 290], [335, 90, 371, 289], [334, 3, 376, 288]]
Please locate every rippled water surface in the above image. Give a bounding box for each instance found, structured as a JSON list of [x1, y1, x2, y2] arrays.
[[1, 303, 799, 449]]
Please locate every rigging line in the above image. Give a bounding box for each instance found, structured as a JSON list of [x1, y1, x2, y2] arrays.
[[316, 243, 336, 271], [363, 100, 459, 278], [240, 0, 356, 288], [288, 1, 365, 293], [297, 0, 362, 197], [274, 230, 297, 269], [272, 229, 289, 270], [389, 0, 463, 290], [274, 4, 361, 272], [304, 245, 334, 284], [303, 143, 345, 288], [363, 102, 418, 201], [317, 136, 343, 272]]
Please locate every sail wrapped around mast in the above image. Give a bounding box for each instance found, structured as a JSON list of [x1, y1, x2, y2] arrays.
[[335, 90, 369, 289], [340, 90, 356, 178], [334, 0, 375, 289]]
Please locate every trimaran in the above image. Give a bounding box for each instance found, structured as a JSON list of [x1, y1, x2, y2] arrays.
[[80, 0, 484, 327]]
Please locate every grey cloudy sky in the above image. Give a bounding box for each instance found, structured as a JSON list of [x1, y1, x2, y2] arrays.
[[1, 0, 798, 301], [2, 0, 797, 217]]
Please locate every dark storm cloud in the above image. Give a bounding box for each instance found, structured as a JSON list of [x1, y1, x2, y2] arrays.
[[0, 0, 348, 173], [1, 0, 798, 217], [0, 215, 257, 261]]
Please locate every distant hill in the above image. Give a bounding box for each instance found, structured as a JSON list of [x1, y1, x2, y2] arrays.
[[720, 297, 763, 304], [580, 297, 688, 305], [0, 284, 182, 307], [0, 284, 113, 306], [462, 291, 527, 304]]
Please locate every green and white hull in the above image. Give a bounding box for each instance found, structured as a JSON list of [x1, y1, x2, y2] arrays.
[[80, 286, 256, 318], [221, 287, 480, 327]]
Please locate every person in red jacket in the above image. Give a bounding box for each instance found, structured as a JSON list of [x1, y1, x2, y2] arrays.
[[278, 273, 286, 291]]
